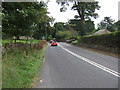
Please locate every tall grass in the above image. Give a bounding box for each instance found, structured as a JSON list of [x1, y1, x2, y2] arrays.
[[2, 41, 47, 88], [2, 39, 40, 46]]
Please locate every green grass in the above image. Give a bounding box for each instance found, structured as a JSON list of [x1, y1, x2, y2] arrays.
[[2, 39, 40, 46], [71, 40, 78, 44], [2, 44, 47, 88], [1, 40, 10, 45]]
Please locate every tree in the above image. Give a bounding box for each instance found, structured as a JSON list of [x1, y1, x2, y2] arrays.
[[2, 2, 51, 41], [114, 20, 120, 31], [2, 2, 39, 40], [68, 19, 95, 35], [68, 19, 80, 32], [97, 17, 115, 31], [56, 30, 77, 41], [33, 15, 53, 40], [57, 0, 100, 36], [52, 22, 66, 38], [85, 20, 95, 35]]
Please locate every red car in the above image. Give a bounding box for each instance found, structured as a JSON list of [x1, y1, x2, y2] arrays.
[[51, 41, 58, 46]]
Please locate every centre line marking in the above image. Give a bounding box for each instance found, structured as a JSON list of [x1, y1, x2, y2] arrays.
[[59, 44, 120, 77]]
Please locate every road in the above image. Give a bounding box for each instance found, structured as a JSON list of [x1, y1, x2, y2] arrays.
[[33, 42, 119, 88]]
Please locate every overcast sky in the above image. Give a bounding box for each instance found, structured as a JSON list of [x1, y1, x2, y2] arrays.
[[38, 0, 120, 28]]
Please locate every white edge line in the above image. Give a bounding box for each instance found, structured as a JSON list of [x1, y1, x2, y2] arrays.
[[58, 44, 120, 77]]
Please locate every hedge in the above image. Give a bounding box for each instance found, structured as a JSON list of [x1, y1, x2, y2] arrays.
[[80, 31, 120, 49]]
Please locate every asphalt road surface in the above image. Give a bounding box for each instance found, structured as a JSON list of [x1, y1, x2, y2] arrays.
[[34, 42, 119, 88]]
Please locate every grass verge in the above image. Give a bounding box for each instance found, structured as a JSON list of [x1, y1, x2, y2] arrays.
[[2, 39, 40, 46], [71, 42, 119, 58], [2, 42, 47, 88]]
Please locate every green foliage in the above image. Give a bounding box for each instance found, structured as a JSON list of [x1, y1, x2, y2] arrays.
[[71, 40, 78, 44], [114, 20, 120, 31], [58, 1, 100, 19], [46, 36, 53, 41], [52, 22, 66, 38], [2, 39, 40, 46], [2, 41, 47, 88], [2, 2, 52, 40], [80, 31, 120, 49], [56, 31, 68, 41], [56, 30, 77, 41], [71, 2, 100, 20], [54, 22, 65, 31], [52, 21, 78, 41], [91, 29, 98, 34], [68, 19, 85, 36], [77, 36, 81, 43], [2, 32, 12, 40], [57, 1, 100, 36], [68, 19, 95, 36], [85, 20, 95, 35], [97, 17, 115, 31]]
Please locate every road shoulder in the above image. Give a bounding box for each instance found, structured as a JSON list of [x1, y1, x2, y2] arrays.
[[70, 44, 120, 59]]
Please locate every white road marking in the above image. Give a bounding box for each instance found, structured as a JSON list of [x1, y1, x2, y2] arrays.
[[58, 44, 120, 77]]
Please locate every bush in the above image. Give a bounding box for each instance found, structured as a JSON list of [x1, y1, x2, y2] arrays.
[[80, 31, 120, 49], [77, 36, 81, 43], [47, 36, 53, 41], [32, 40, 47, 50], [71, 40, 78, 44], [2, 40, 47, 88], [56, 30, 77, 41], [2, 33, 12, 40]]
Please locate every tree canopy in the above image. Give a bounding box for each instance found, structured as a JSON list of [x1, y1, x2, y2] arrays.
[[97, 17, 115, 31], [2, 2, 53, 40], [57, 0, 100, 36], [98, 17, 115, 29]]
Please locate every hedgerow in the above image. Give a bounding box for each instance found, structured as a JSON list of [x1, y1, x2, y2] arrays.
[[80, 31, 120, 49]]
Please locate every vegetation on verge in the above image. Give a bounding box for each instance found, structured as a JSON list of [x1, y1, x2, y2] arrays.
[[2, 39, 40, 46], [2, 40, 47, 88], [75, 31, 120, 54]]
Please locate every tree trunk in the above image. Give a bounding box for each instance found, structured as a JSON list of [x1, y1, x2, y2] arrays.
[[81, 20, 86, 37], [75, 2, 86, 37], [16, 36, 20, 40], [14, 38, 16, 44]]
